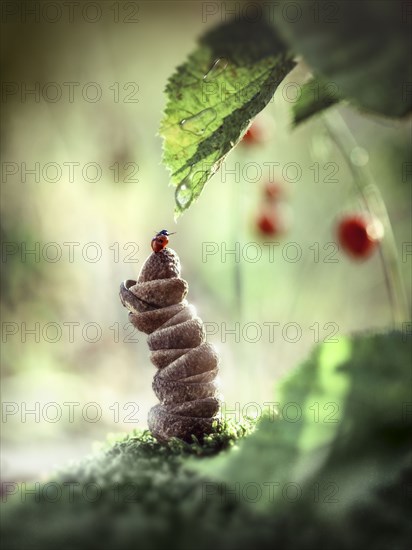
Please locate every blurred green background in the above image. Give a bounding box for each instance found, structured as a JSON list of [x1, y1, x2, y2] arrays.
[[1, 1, 411, 481]]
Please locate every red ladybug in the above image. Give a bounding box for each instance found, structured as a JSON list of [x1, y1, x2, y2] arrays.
[[337, 215, 383, 259], [151, 230, 175, 253]]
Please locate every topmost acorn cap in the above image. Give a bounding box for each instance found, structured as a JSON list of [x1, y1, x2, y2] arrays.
[[138, 248, 181, 283]]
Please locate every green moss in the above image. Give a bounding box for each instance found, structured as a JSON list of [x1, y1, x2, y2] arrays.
[[101, 416, 253, 458], [1, 419, 257, 550]]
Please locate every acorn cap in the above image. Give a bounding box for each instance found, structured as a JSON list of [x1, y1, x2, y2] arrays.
[[138, 248, 181, 282]]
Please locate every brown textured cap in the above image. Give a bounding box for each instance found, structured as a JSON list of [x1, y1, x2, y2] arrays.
[[147, 318, 204, 351], [120, 280, 157, 313], [128, 303, 186, 335], [164, 397, 220, 418], [155, 342, 219, 381], [152, 376, 218, 405], [138, 248, 181, 283], [159, 304, 197, 330], [148, 404, 220, 442], [149, 348, 192, 369], [129, 279, 188, 309]]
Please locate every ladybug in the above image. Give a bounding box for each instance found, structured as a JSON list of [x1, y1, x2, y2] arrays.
[[151, 229, 175, 253]]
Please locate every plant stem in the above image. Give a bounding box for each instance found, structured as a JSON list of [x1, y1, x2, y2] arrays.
[[323, 110, 410, 326]]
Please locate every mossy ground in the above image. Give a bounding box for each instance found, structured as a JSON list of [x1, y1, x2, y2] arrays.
[[1, 420, 259, 550], [3, 418, 409, 550], [2, 332, 411, 550]]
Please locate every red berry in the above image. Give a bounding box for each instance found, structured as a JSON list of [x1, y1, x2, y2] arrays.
[[264, 182, 283, 201], [256, 213, 278, 236], [337, 215, 383, 259], [242, 123, 263, 145]]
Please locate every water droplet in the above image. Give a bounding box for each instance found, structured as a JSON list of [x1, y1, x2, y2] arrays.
[[179, 108, 217, 136], [203, 58, 228, 81], [229, 140, 235, 147], [350, 147, 369, 167], [175, 180, 193, 209]]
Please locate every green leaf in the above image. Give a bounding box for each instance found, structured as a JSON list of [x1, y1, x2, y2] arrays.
[[160, 18, 295, 217], [292, 76, 341, 126], [189, 330, 411, 516], [273, 0, 412, 117]]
